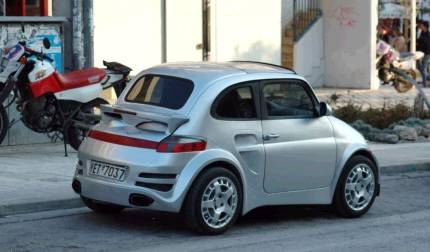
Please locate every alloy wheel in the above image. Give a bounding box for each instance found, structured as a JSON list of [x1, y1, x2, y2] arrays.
[[344, 163, 375, 211], [201, 176, 238, 229]]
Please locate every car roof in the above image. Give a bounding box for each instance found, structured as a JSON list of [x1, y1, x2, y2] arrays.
[[142, 61, 297, 87], [118, 61, 304, 115]]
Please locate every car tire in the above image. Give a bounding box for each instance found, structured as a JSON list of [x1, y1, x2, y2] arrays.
[[182, 167, 243, 235], [333, 155, 378, 218], [81, 196, 125, 214]]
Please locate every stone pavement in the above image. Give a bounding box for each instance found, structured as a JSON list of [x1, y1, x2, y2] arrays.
[[0, 142, 429, 217], [315, 85, 430, 109]]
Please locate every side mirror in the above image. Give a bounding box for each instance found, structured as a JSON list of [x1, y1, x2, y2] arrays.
[[42, 38, 51, 50], [319, 102, 332, 116]]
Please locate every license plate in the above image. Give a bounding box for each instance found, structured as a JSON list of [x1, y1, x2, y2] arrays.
[[88, 160, 128, 181]]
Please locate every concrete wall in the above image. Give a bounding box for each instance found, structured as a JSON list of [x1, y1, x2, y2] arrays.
[[210, 0, 282, 64], [321, 0, 379, 89], [93, 0, 162, 74], [294, 17, 325, 87], [0, 19, 67, 146]]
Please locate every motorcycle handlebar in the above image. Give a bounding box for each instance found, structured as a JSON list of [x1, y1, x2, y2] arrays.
[[24, 48, 54, 63]]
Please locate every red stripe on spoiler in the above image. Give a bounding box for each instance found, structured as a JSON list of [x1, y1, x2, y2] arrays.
[[88, 130, 159, 149]]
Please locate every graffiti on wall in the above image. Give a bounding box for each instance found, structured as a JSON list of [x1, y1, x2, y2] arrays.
[[0, 24, 63, 72], [329, 5, 359, 28]]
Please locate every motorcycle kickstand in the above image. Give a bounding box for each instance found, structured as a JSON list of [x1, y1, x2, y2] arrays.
[[7, 118, 20, 129], [63, 132, 68, 157], [62, 125, 69, 157]]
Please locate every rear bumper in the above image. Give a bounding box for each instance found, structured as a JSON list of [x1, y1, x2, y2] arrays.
[[72, 137, 200, 213], [73, 175, 183, 212]]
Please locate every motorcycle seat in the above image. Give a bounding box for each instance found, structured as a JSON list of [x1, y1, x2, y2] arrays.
[[55, 68, 106, 90]]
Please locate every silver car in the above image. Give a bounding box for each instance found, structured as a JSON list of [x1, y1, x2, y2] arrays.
[[72, 61, 380, 234]]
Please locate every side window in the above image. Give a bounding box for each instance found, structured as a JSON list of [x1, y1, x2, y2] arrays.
[[214, 86, 257, 119], [262, 81, 315, 117]]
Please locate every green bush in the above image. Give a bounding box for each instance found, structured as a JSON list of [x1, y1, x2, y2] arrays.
[[333, 102, 430, 129]]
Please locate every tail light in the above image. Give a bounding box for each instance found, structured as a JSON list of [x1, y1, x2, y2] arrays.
[[88, 130, 206, 153], [88, 130, 159, 149], [156, 136, 207, 153]]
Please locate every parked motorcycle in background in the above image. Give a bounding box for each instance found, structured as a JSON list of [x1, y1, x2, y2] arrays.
[[376, 40, 424, 93], [0, 38, 131, 152]]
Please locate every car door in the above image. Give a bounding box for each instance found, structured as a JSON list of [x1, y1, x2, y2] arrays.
[[261, 79, 336, 193], [210, 82, 265, 176]]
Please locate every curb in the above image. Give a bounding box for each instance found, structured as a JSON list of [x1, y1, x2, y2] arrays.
[[380, 162, 430, 175], [0, 198, 83, 218]]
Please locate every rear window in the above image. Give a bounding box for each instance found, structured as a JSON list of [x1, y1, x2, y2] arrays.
[[125, 75, 194, 109]]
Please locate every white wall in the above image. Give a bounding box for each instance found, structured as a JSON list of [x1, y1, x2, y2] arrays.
[[321, 0, 379, 89], [211, 0, 282, 64], [93, 0, 162, 74], [94, 0, 285, 70], [281, 0, 294, 29], [294, 17, 324, 87], [166, 0, 202, 62]]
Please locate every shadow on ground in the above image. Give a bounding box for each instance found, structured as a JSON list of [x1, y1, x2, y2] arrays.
[[76, 205, 338, 236]]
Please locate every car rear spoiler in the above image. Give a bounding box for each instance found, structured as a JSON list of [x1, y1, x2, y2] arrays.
[[100, 104, 189, 135]]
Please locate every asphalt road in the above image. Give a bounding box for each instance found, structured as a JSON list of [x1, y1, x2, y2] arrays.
[[1, 171, 430, 252]]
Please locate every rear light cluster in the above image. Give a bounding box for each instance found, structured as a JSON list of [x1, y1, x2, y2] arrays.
[[156, 136, 207, 153], [88, 130, 206, 153]]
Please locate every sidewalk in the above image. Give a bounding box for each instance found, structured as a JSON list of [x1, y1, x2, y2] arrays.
[[314, 86, 430, 109], [0, 144, 81, 217], [370, 142, 430, 174], [0, 142, 429, 217]]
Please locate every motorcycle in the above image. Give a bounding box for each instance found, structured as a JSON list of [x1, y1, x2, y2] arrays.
[[0, 38, 131, 153], [376, 40, 424, 93]]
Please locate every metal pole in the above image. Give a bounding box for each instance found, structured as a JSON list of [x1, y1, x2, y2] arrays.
[[83, 0, 94, 67], [293, 0, 297, 41], [72, 0, 84, 69], [411, 0, 416, 53], [160, 0, 167, 63], [0, 0, 5, 16]]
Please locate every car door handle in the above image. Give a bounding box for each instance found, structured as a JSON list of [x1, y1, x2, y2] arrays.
[[263, 133, 280, 141]]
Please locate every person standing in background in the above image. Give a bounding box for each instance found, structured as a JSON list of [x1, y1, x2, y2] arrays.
[[391, 29, 407, 53], [417, 21, 430, 55], [417, 21, 430, 86], [378, 24, 392, 43]]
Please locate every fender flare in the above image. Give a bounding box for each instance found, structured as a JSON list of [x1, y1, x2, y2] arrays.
[[173, 148, 248, 212], [329, 143, 379, 198]]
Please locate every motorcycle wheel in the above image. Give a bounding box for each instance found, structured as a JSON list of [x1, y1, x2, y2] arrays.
[[67, 98, 108, 151], [393, 70, 415, 93], [0, 105, 8, 145]]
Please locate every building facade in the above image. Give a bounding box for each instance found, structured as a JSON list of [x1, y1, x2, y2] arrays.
[[92, 0, 379, 89]]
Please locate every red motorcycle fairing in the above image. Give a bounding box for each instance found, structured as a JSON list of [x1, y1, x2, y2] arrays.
[[30, 68, 106, 98]]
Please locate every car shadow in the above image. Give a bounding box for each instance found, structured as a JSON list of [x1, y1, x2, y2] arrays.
[[78, 205, 338, 236]]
